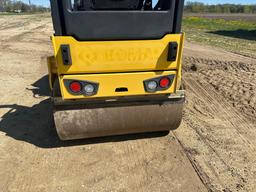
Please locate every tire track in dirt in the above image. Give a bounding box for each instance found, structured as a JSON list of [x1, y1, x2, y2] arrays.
[[0, 17, 31, 31], [6, 23, 48, 42], [175, 53, 256, 191], [0, 19, 51, 56], [175, 66, 256, 191], [184, 56, 256, 122], [187, 77, 255, 146]]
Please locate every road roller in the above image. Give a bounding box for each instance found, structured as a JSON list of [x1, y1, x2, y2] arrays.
[[48, 0, 185, 140]]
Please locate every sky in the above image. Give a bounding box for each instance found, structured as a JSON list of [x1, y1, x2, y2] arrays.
[[24, 0, 256, 8]]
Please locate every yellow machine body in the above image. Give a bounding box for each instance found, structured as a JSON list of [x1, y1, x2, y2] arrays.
[[52, 34, 184, 74], [48, 0, 186, 140], [48, 34, 185, 140], [48, 34, 184, 100]]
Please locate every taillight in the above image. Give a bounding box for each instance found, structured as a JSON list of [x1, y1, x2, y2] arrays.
[[147, 81, 158, 91], [69, 81, 82, 93], [65, 80, 99, 96], [144, 75, 174, 93], [83, 84, 95, 96], [159, 77, 170, 88]]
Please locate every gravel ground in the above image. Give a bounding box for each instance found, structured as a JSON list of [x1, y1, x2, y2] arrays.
[[0, 14, 256, 192]]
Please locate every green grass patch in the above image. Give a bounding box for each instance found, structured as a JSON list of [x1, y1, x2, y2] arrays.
[[183, 16, 256, 31], [182, 16, 256, 58]]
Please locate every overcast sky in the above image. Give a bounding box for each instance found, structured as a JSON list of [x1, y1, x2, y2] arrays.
[[23, 0, 256, 7]]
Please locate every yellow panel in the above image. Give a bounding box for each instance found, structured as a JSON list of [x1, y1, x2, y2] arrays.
[[52, 34, 184, 74], [47, 56, 57, 90], [60, 71, 177, 100], [175, 33, 185, 89]]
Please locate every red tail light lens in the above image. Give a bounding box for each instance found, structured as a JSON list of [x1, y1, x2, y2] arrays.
[[159, 77, 170, 88], [69, 81, 82, 93]]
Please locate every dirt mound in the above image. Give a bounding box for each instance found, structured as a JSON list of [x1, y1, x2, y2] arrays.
[[183, 56, 256, 121], [175, 54, 256, 191]]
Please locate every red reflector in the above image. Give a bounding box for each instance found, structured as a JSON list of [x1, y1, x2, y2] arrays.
[[159, 77, 170, 88], [69, 81, 82, 93]]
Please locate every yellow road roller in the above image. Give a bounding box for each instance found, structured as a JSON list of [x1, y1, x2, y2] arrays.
[[48, 0, 185, 140]]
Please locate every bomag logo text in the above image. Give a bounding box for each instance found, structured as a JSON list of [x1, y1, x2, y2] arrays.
[[81, 47, 161, 64]]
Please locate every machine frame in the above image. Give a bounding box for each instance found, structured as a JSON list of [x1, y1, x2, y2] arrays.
[[48, 0, 186, 140]]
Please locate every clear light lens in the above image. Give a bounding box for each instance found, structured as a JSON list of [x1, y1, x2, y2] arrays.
[[84, 84, 95, 94], [147, 81, 157, 90]]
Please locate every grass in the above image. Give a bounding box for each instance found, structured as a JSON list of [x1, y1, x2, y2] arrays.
[[182, 16, 256, 58], [0, 12, 38, 15], [0, 12, 51, 16]]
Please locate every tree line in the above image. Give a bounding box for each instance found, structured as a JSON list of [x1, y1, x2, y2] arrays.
[[0, 0, 49, 13], [1, 0, 256, 14], [185, 1, 256, 14]]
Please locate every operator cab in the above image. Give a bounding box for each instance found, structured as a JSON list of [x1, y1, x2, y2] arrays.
[[50, 0, 184, 40]]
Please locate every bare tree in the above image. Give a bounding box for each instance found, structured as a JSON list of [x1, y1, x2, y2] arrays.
[[0, 0, 9, 11], [0, 0, 9, 7]]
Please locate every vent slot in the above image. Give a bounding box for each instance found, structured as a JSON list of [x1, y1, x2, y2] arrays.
[[115, 87, 128, 92]]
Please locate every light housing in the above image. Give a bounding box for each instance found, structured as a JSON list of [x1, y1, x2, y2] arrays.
[[144, 74, 175, 93], [64, 79, 99, 96]]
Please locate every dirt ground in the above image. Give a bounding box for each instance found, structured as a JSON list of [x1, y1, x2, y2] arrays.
[[0, 15, 255, 192]]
